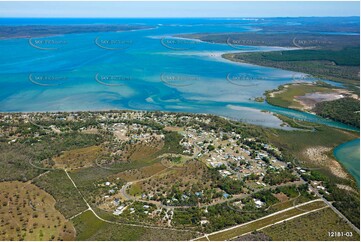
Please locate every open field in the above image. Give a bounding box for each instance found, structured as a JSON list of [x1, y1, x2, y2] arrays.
[[0, 181, 75, 241], [262, 207, 360, 241], [125, 142, 164, 162], [115, 162, 167, 182], [195, 200, 327, 241], [53, 145, 102, 170]]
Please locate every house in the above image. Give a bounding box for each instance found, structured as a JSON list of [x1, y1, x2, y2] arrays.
[[219, 170, 232, 177], [113, 205, 126, 215], [317, 185, 326, 190], [200, 219, 209, 225], [223, 193, 230, 199], [253, 199, 264, 208], [113, 198, 120, 206], [210, 161, 223, 168]]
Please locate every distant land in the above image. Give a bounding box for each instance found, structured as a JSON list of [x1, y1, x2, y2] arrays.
[[179, 20, 360, 129], [0, 24, 152, 39]]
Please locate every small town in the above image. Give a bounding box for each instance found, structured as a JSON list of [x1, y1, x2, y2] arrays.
[[0, 110, 338, 233]]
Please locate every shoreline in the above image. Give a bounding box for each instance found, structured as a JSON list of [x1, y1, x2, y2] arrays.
[[218, 52, 360, 187]]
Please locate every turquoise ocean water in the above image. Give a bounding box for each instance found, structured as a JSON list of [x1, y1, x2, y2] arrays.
[[334, 139, 360, 186]]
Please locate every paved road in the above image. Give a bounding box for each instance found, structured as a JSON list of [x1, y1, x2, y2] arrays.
[[226, 206, 329, 241], [192, 199, 325, 241], [307, 181, 360, 234], [192, 183, 361, 241]]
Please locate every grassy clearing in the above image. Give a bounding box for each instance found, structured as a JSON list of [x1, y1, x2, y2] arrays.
[[72, 210, 197, 240], [126, 143, 163, 162], [198, 201, 327, 241], [270, 195, 312, 212], [0, 181, 75, 241], [115, 162, 167, 182], [164, 126, 184, 132], [71, 211, 106, 240], [53, 145, 102, 170], [124, 131, 184, 163], [128, 183, 142, 196], [262, 207, 360, 241], [270, 198, 299, 211]]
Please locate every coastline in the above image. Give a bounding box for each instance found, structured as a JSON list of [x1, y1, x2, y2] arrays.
[[219, 50, 360, 189]]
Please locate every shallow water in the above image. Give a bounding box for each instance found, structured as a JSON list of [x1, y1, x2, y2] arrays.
[[0, 18, 358, 131], [334, 138, 360, 187]]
